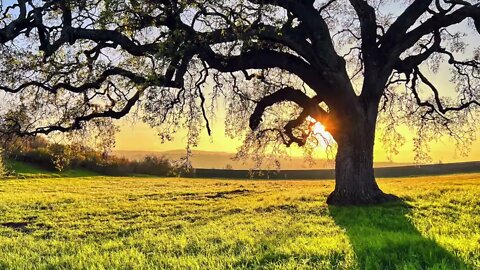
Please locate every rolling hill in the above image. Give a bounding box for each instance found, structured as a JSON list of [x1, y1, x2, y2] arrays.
[[113, 150, 411, 170]]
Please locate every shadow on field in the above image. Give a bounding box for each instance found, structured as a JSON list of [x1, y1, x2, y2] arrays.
[[329, 201, 468, 270]]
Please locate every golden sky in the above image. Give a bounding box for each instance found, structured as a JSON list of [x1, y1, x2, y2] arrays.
[[115, 118, 480, 164]]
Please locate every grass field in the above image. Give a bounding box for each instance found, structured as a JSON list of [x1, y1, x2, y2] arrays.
[[4, 160, 98, 178], [0, 174, 479, 269]]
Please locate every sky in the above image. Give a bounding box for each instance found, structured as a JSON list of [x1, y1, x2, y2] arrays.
[[114, 117, 480, 164]]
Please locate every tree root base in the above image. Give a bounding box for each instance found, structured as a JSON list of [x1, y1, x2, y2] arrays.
[[326, 190, 400, 206]]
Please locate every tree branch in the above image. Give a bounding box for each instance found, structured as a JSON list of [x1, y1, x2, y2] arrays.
[[381, 0, 433, 49], [397, 5, 480, 57], [249, 87, 327, 129]]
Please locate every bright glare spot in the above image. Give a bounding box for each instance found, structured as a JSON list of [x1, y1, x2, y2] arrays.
[[307, 117, 334, 149], [313, 122, 327, 135]]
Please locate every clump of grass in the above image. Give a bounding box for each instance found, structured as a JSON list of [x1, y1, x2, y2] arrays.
[[0, 174, 478, 269]]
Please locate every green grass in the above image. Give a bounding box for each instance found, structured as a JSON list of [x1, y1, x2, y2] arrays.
[[4, 160, 99, 178], [0, 174, 478, 269]]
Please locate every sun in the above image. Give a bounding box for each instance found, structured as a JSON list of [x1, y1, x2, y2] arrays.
[[306, 117, 335, 149], [313, 122, 327, 135]]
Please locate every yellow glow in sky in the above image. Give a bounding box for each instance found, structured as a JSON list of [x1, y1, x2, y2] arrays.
[[115, 119, 480, 164]]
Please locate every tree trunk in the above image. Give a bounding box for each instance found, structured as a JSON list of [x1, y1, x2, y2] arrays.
[[327, 113, 397, 205]]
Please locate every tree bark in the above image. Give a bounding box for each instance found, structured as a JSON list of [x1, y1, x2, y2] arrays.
[[327, 111, 397, 205]]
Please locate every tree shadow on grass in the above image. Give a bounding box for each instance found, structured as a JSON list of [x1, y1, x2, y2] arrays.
[[329, 201, 470, 270]]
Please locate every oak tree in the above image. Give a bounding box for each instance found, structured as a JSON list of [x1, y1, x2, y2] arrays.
[[0, 0, 479, 204]]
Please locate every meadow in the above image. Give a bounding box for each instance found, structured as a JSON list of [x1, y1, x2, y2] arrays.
[[0, 173, 478, 269]]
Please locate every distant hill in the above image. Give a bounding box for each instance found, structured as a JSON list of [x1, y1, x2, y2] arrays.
[[113, 150, 411, 170]]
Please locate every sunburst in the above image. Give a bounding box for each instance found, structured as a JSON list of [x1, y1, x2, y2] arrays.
[[306, 117, 334, 149]]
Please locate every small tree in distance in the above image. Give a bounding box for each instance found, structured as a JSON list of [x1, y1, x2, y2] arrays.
[[0, 0, 479, 204]]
